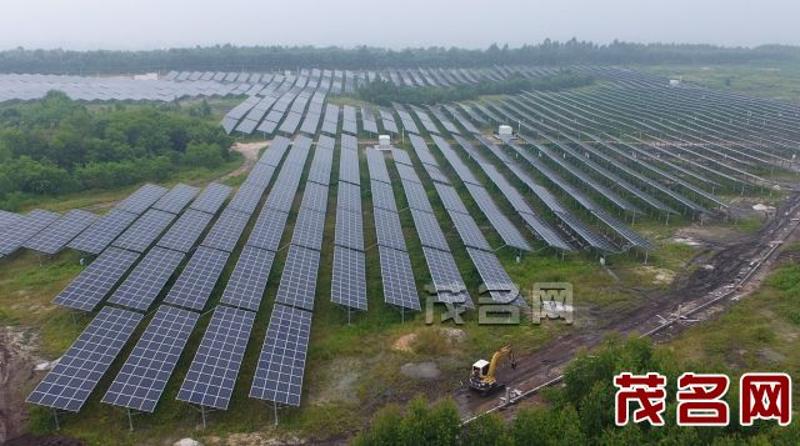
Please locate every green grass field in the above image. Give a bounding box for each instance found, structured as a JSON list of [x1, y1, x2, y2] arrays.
[[640, 63, 800, 104]]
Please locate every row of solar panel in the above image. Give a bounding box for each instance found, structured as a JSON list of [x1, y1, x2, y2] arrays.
[[332, 136, 367, 311]]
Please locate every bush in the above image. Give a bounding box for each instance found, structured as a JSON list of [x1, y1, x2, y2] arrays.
[[183, 142, 225, 168], [0, 95, 231, 200]]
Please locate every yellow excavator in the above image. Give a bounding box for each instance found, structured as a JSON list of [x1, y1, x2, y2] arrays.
[[469, 345, 517, 395]]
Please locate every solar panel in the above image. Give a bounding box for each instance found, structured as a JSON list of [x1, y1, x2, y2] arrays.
[[67, 209, 138, 255], [201, 208, 250, 252], [177, 306, 255, 410], [330, 246, 367, 311], [275, 244, 320, 311], [291, 209, 327, 251], [164, 246, 230, 311], [102, 306, 199, 412], [448, 211, 492, 251], [264, 179, 299, 212], [156, 209, 213, 253], [338, 149, 361, 185], [23, 209, 97, 255], [152, 184, 199, 214], [366, 150, 391, 183], [220, 245, 276, 311], [250, 304, 313, 406], [115, 184, 169, 215], [334, 208, 365, 251], [0, 210, 24, 230], [300, 183, 330, 213], [400, 180, 434, 214], [340, 133, 358, 151], [190, 183, 232, 215], [112, 209, 176, 253], [107, 246, 185, 311], [465, 247, 518, 304], [410, 210, 450, 251], [0, 209, 60, 255], [53, 247, 140, 311], [369, 180, 398, 212], [243, 163, 276, 190], [336, 181, 362, 214], [27, 307, 143, 412], [378, 246, 420, 310], [395, 163, 422, 185], [421, 247, 469, 304], [432, 183, 468, 214], [228, 184, 265, 215], [373, 207, 407, 251], [247, 209, 289, 252], [463, 183, 531, 251], [392, 149, 414, 166], [259, 136, 291, 167], [307, 148, 334, 186]]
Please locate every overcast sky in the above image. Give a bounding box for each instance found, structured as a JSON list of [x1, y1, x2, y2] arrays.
[[1, 0, 798, 50]]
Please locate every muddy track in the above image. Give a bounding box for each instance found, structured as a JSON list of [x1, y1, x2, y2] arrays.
[[455, 191, 800, 420]]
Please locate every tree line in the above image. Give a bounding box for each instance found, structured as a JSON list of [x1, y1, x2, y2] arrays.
[[0, 92, 232, 209], [352, 337, 798, 445], [357, 71, 594, 106], [1, 41, 798, 75]]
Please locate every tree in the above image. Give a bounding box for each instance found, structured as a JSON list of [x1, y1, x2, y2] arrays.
[[461, 413, 512, 446], [183, 142, 225, 168]]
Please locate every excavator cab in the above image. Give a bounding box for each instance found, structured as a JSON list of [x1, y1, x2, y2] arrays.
[[472, 359, 490, 379]]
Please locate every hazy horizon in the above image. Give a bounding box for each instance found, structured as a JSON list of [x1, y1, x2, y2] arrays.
[[1, 0, 798, 51]]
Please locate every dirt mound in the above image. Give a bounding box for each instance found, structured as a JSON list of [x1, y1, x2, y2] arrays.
[[1, 327, 44, 444]]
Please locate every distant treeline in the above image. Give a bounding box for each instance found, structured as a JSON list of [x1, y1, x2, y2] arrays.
[[1, 41, 799, 74], [358, 71, 594, 106], [0, 92, 232, 209]]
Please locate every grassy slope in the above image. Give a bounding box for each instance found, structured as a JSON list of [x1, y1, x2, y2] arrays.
[[662, 243, 800, 398], [639, 62, 800, 104]]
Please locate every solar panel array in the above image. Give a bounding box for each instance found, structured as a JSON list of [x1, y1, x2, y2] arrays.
[[405, 134, 519, 304], [107, 246, 185, 311], [23, 209, 97, 255], [0, 209, 60, 256], [430, 134, 530, 251], [250, 304, 313, 406], [67, 209, 139, 255], [331, 135, 367, 310], [220, 246, 276, 311], [392, 154, 469, 305], [366, 149, 420, 310], [156, 209, 214, 253], [115, 184, 169, 215], [152, 184, 199, 214], [164, 246, 230, 311], [201, 208, 251, 252], [177, 306, 256, 410], [27, 307, 143, 412], [53, 247, 140, 311], [102, 306, 199, 412], [112, 209, 176, 253], [459, 135, 572, 251]]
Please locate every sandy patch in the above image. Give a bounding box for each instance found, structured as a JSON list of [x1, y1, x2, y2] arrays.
[[219, 141, 268, 181], [392, 333, 417, 352], [636, 266, 676, 285]]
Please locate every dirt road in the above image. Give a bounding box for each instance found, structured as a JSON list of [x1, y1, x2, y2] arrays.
[[456, 191, 800, 420]]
